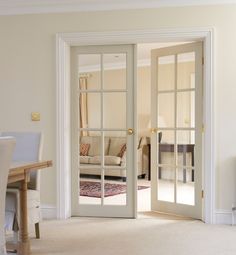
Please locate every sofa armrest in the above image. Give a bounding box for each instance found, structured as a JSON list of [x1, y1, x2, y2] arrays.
[[120, 151, 126, 167]]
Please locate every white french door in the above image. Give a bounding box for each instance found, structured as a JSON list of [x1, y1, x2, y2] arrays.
[[71, 45, 137, 217], [151, 42, 203, 219]]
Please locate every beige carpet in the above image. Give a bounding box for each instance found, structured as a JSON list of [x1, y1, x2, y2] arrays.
[[31, 212, 236, 255]]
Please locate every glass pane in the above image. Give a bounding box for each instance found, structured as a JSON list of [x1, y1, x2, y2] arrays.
[[157, 167, 175, 202], [177, 168, 195, 205], [158, 55, 175, 91], [158, 130, 175, 166], [103, 53, 126, 90], [103, 131, 127, 165], [78, 54, 101, 90], [79, 132, 102, 166], [177, 52, 195, 90], [103, 93, 126, 129], [79, 93, 101, 129], [104, 170, 127, 205], [103, 131, 127, 205], [177, 91, 195, 128], [158, 93, 174, 128], [79, 169, 102, 205], [177, 131, 195, 168]]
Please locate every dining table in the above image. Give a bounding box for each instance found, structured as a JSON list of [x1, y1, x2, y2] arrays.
[[7, 160, 52, 255]]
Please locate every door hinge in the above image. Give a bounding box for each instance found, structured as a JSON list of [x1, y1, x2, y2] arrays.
[[202, 57, 204, 65], [202, 190, 204, 199]]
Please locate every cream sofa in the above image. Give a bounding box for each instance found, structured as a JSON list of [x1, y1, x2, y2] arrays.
[[79, 136, 148, 179]]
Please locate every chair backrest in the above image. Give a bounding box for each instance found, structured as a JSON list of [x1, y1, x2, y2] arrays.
[[1, 132, 43, 190], [0, 137, 16, 254]]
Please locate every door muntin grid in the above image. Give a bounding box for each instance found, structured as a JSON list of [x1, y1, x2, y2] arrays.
[[156, 51, 196, 206], [77, 52, 130, 207]]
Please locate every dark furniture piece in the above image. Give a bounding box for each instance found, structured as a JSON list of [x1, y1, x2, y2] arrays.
[[148, 143, 195, 183]]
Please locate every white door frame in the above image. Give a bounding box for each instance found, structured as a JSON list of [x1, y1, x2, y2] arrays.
[[56, 27, 215, 223]]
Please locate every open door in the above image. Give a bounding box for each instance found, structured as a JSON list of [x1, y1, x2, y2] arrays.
[[71, 44, 137, 218], [151, 42, 203, 219]]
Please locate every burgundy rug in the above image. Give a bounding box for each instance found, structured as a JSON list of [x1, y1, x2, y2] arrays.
[[80, 181, 149, 198]]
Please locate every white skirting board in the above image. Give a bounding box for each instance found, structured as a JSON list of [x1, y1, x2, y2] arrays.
[[40, 207, 236, 224], [214, 210, 235, 225], [41, 205, 57, 220]]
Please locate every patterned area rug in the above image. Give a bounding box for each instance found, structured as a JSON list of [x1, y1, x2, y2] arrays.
[[80, 181, 149, 198]]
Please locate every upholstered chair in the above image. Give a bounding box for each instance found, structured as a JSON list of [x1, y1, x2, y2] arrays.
[[3, 132, 43, 239], [0, 137, 16, 255]]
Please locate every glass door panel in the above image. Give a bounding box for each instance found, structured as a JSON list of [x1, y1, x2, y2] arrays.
[[78, 93, 101, 129], [103, 53, 127, 90], [158, 93, 175, 128], [71, 45, 135, 218], [103, 131, 127, 206], [151, 42, 203, 219], [177, 91, 195, 128], [177, 52, 195, 90], [78, 54, 101, 90], [158, 55, 175, 91], [79, 169, 102, 205], [157, 167, 175, 202], [103, 92, 126, 129]]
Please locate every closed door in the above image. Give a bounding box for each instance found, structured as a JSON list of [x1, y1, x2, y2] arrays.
[[151, 42, 203, 219], [71, 45, 137, 217]]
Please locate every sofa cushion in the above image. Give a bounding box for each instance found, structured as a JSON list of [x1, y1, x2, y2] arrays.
[[80, 156, 91, 164], [105, 156, 121, 165], [109, 137, 126, 156], [89, 155, 121, 165], [80, 136, 110, 156], [89, 156, 101, 165]]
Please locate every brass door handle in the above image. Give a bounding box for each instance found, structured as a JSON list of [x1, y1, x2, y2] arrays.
[[127, 128, 134, 135], [150, 128, 158, 134]]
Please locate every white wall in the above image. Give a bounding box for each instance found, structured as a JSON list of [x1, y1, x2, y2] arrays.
[[1, 5, 236, 215]]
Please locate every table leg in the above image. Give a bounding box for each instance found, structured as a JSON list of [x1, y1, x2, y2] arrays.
[[18, 175, 30, 255], [191, 148, 194, 182], [158, 150, 162, 179], [183, 150, 187, 183]]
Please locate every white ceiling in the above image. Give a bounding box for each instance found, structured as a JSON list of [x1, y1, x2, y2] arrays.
[[0, 0, 236, 15]]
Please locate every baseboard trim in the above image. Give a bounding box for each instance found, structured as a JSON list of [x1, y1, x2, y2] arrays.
[[214, 210, 234, 225], [41, 207, 234, 224], [41, 205, 57, 220]]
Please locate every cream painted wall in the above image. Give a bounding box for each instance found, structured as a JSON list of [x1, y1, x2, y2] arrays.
[[0, 5, 236, 211]]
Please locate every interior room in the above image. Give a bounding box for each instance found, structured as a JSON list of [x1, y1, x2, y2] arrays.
[[1, 1, 236, 255]]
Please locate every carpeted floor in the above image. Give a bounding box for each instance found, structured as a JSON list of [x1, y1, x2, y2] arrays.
[[30, 212, 236, 255]]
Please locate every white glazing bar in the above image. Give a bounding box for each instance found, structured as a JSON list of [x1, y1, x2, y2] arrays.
[[79, 128, 127, 132], [155, 56, 160, 202], [79, 89, 128, 93], [158, 88, 195, 94], [174, 54, 178, 204], [77, 54, 81, 206], [79, 165, 103, 170], [101, 53, 104, 206], [104, 166, 127, 170], [157, 164, 195, 170], [158, 127, 195, 131]]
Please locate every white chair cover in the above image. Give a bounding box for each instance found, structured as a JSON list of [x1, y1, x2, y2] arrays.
[[2, 132, 42, 236], [0, 137, 16, 255]]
